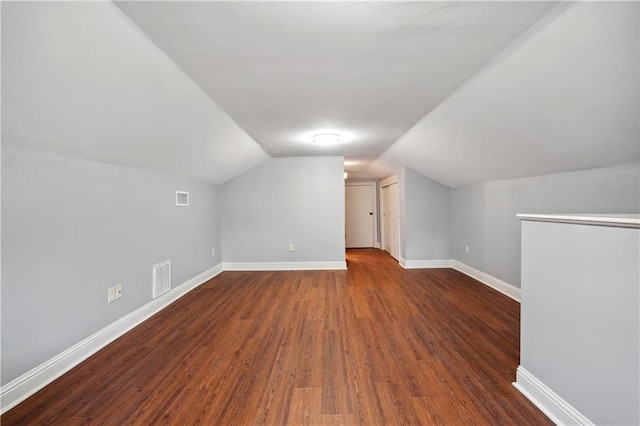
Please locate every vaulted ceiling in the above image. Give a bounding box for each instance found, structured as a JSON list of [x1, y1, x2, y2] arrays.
[[115, 1, 557, 164], [3, 1, 638, 187]]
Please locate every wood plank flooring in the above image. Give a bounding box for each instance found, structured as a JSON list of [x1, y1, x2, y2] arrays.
[[2, 249, 552, 425]]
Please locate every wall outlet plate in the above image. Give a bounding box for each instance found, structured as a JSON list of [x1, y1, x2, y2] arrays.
[[288, 243, 294, 252], [108, 286, 116, 303], [115, 284, 123, 299]]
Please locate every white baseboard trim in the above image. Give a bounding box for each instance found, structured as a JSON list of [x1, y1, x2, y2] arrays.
[[223, 261, 347, 271], [400, 258, 453, 269], [513, 366, 593, 425], [398, 258, 520, 302], [0, 263, 224, 415], [0, 258, 517, 413], [451, 260, 521, 302]]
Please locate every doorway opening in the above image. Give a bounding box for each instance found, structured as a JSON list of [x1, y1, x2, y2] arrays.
[[345, 182, 377, 248], [380, 179, 399, 261]]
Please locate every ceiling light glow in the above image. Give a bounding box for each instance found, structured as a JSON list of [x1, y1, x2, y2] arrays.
[[313, 133, 340, 145]]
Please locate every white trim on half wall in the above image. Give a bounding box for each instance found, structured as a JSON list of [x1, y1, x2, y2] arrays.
[[514, 366, 594, 425]]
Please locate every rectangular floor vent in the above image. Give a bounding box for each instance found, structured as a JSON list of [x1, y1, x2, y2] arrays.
[[152, 260, 171, 299]]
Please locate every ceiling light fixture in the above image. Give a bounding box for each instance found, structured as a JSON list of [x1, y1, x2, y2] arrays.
[[313, 133, 340, 145]]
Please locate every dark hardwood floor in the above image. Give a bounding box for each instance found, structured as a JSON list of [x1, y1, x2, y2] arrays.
[[2, 249, 552, 425]]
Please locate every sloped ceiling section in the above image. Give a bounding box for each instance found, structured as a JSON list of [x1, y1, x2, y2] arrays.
[[116, 1, 558, 173], [4, 2, 636, 187], [376, 1, 640, 187], [2, 2, 268, 184]]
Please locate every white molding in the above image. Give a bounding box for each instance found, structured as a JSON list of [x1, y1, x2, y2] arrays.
[[513, 366, 594, 425], [0, 264, 224, 415], [380, 186, 386, 251], [379, 179, 400, 260], [223, 261, 347, 271], [380, 174, 399, 188], [400, 258, 453, 269], [451, 260, 521, 302], [0, 258, 518, 414], [345, 181, 378, 249], [517, 213, 640, 229], [345, 182, 375, 187], [397, 258, 520, 301]]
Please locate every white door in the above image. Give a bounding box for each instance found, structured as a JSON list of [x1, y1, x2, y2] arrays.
[[382, 182, 399, 260], [345, 183, 376, 248]]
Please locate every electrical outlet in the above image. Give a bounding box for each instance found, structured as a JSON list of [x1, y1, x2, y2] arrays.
[[288, 243, 294, 252], [211, 248, 215, 256], [465, 245, 470, 255], [108, 286, 116, 303], [115, 284, 123, 299]]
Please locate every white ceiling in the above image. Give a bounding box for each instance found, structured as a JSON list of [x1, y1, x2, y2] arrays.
[[116, 1, 559, 174], [4, 2, 638, 187], [2, 2, 268, 184], [377, 1, 640, 187]]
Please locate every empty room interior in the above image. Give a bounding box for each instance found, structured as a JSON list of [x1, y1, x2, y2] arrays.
[[1, 1, 639, 425]]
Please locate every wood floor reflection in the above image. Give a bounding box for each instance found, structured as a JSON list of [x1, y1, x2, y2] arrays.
[[2, 249, 552, 425]]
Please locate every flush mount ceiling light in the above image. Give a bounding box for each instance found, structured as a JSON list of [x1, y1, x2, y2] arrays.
[[312, 133, 340, 145]]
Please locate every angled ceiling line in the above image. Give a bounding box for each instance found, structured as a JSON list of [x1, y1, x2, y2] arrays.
[[371, 1, 574, 183], [111, 0, 271, 165]]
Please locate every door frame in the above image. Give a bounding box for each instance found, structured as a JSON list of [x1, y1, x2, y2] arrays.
[[380, 174, 400, 259], [345, 181, 378, 248]]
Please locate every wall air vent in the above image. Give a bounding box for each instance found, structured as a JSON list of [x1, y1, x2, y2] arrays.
[[152, 260, 171, 299], [176, 191, 189, 207]]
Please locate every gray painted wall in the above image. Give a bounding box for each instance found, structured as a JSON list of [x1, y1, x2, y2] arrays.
[[402, 167, 451, 261], [452, 163, 640, 287], [520, 220, 639, 424], [220, 157, 345, 263], [1, 145, 221, 385]]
